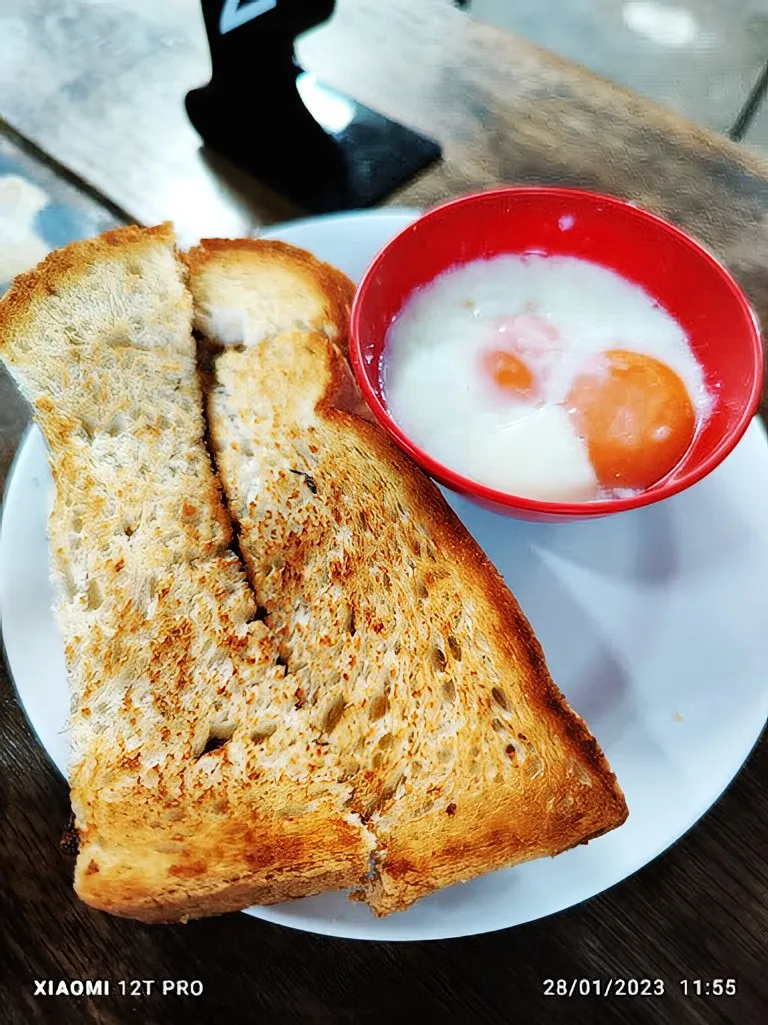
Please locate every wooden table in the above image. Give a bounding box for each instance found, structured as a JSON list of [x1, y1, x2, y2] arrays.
[[1, 2, 767, 1023]]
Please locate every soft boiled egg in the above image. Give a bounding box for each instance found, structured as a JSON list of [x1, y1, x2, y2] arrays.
[[382, 253, 710, 504]]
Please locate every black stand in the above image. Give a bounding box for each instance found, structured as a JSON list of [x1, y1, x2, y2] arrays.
[[185, 0, 442, 213]]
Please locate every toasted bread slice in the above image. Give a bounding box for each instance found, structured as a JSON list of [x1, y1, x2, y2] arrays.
[[188, 239, 628, 917], [0, 226, 374, 922]]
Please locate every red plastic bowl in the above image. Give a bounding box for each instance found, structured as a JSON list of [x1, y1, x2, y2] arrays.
[[349, 187, 764, 522]]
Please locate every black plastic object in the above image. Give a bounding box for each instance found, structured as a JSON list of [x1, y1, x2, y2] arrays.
[[186, 0, 442, 212]]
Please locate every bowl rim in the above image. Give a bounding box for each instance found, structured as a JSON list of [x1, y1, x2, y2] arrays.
[[349, 186, 765, 517]]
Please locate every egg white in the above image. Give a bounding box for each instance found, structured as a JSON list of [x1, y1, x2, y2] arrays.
[[382, 253, 710, 502]]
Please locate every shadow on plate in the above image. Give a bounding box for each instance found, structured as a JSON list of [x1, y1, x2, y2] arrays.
[[510, 552, 633, 742], [445, 461, 752, 590]]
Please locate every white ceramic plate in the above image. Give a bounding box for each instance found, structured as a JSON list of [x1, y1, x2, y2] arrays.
[[2, 210, 767, 942]]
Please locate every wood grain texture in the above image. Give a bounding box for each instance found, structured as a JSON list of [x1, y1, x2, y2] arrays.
[[1, 2, 768, 1021]]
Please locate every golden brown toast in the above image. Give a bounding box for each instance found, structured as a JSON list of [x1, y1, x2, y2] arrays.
[[188, 238, 628, 916], [0, 225, 627, 922]]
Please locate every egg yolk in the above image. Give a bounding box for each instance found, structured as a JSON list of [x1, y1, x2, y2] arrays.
[[566, 349, 696, 490], [481, 314, 557, 398], [482, 349, 537, 398]]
